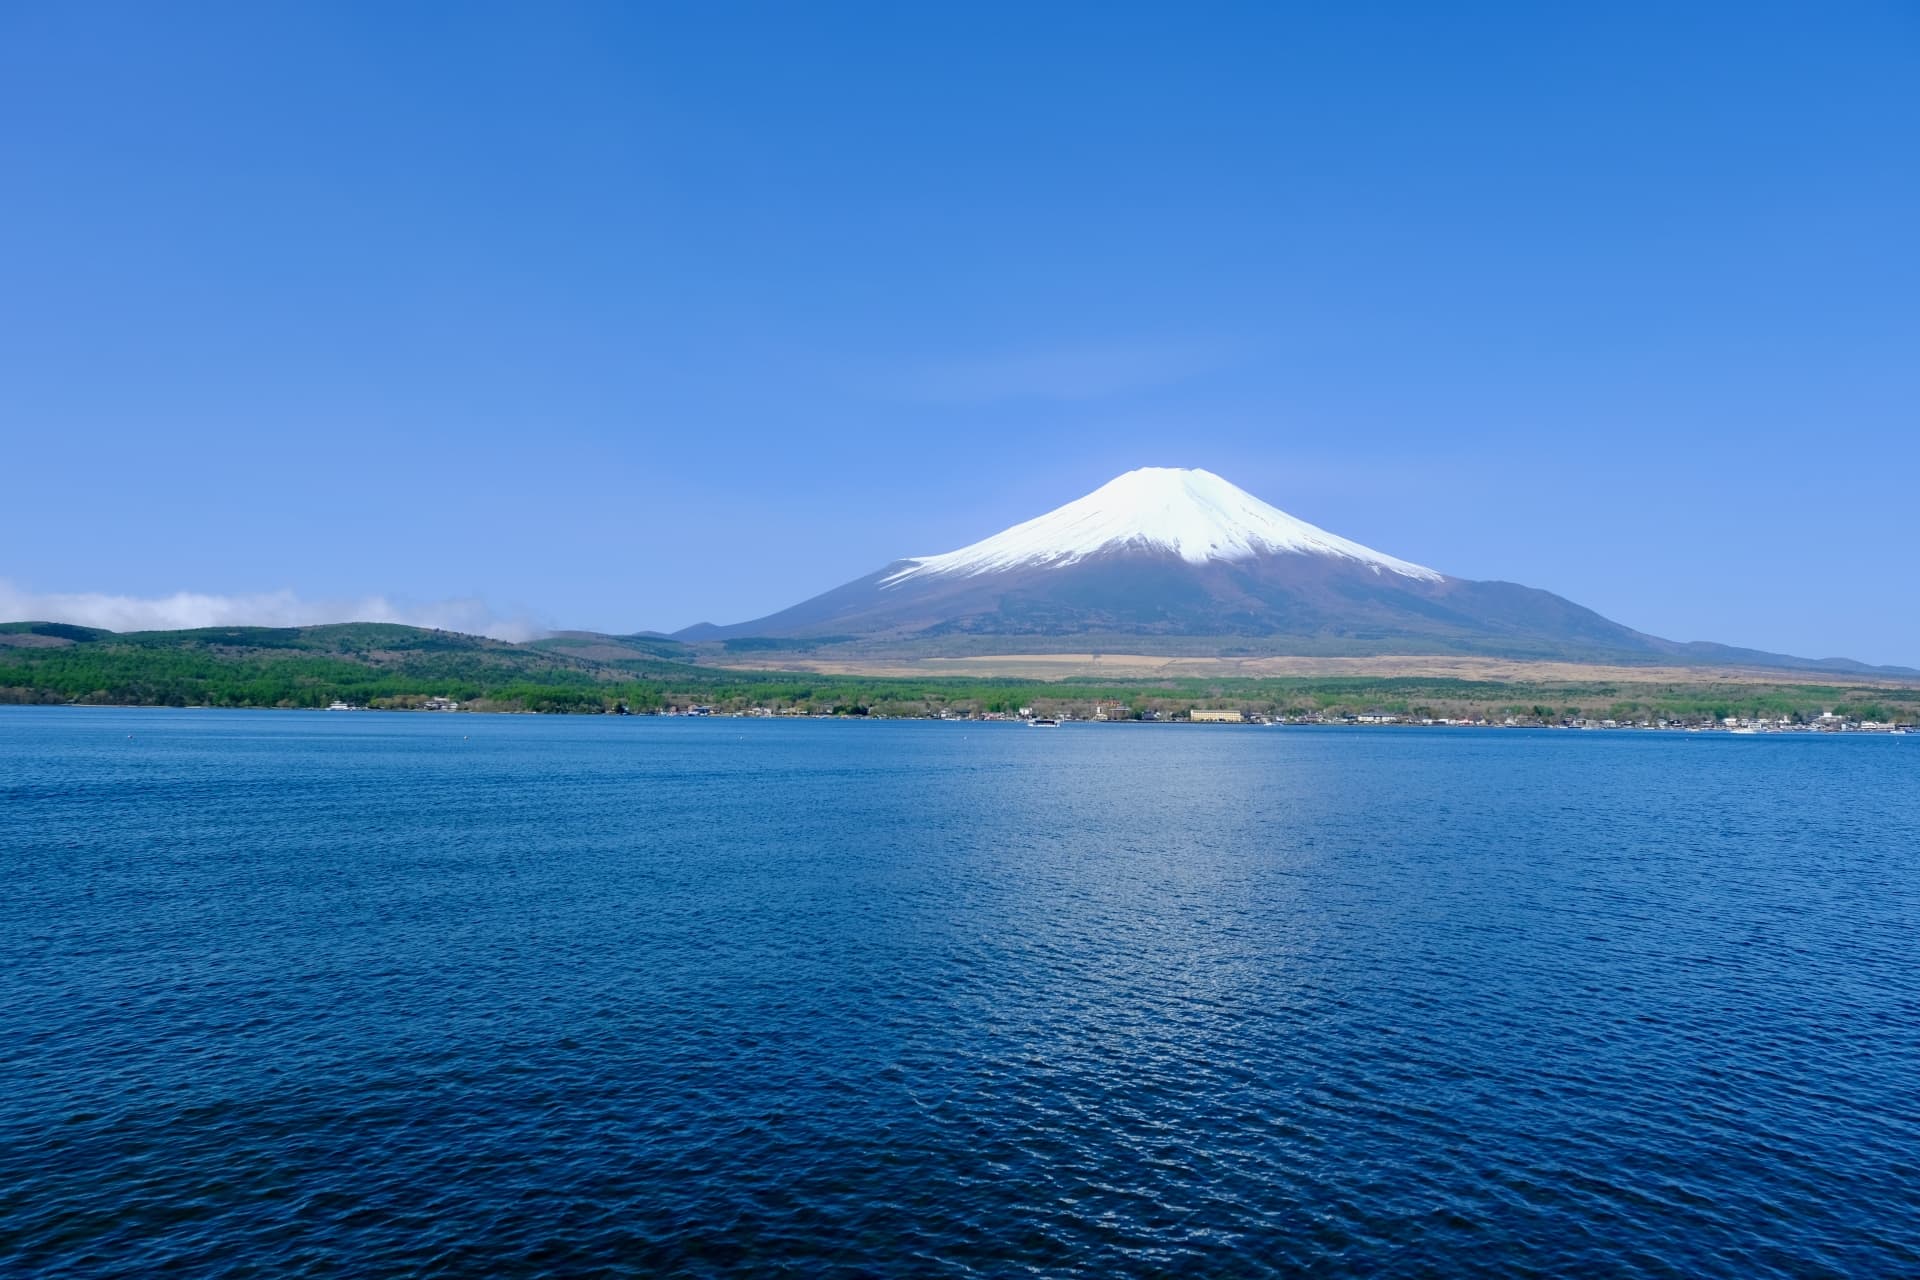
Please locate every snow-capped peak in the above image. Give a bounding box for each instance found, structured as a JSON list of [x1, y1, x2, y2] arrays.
[[882, 467, 1442, 585]]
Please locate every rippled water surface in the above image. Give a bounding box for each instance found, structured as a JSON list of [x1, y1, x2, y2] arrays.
[[3, 708, 1918, 1277]]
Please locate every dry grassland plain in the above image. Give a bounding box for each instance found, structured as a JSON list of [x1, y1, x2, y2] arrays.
[[732, 652, 1920, 689]]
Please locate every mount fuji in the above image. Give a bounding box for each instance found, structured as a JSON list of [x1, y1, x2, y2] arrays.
[[678, 468, 1880, 671]]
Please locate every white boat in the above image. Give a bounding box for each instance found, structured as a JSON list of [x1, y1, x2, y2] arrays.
[[1028, 717, 1060, 727], [326, 700, 355, 711]]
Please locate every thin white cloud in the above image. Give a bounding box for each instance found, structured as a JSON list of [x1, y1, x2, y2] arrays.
[[880, 339, 1238, 404], [0, 580, 546, 643]]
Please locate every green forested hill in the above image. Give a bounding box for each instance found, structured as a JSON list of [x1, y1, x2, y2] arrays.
[[0, 622, 701, 712]]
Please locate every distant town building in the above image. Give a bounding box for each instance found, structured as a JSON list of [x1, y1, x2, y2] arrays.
[[1189, 708, 1245, 723]]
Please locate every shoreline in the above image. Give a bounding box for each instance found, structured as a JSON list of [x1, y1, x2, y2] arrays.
[[8, 703, 1910, 736]]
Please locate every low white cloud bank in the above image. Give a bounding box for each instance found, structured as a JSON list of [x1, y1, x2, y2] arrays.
[[0, 579, 547, 643]]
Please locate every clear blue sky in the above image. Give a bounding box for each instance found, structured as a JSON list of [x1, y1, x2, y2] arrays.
[[3, 3, 1916, 662]]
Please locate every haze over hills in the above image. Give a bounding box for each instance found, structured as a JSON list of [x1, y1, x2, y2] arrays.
[[679, 468, 1900, 674]]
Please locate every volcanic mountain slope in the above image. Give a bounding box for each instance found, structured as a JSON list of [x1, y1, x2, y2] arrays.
[[678, 468, 1892, 672]]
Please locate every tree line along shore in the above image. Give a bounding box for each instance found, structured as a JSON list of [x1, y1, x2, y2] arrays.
[[3, 622, 1915, 728]]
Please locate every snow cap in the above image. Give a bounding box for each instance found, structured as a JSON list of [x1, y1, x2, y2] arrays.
[[884, 467, 1441, 585]]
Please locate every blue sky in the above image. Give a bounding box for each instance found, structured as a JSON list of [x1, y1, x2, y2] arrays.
[[3, 3, 1916, 662]]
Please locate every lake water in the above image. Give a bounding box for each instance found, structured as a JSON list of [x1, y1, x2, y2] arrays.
[[3, 707, 1917, 1277]]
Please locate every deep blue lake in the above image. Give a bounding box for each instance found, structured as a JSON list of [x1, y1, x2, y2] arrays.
[[3, 708, 1917, 1277]]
